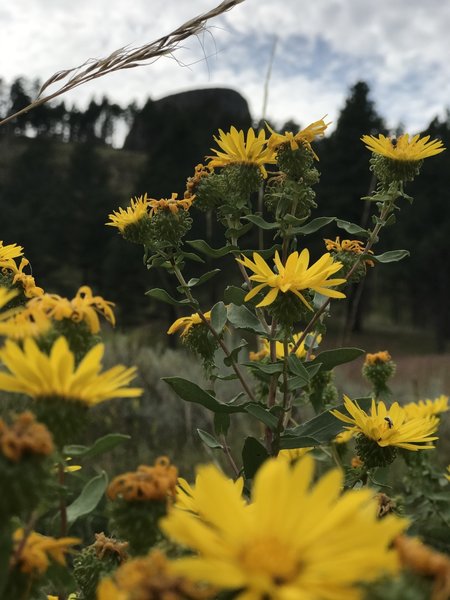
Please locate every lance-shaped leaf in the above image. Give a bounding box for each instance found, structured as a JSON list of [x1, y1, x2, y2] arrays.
[[242, 214, 280, 230], [224, 285, 247, 306], [186, 239, 239, 258], [145, 288, 191, 306], [281, 397, 372, 447], [210, 301, 227, 334], [292, 216, 336, 235], [186, 269, 221, 288], [227, 305, 267, 335], [66, 471, 108, 526], [335, 219, 369, 237], [63, 434, 130, 460], [197, 429, 223, 449], [372, 250, 410, 263], [308, 347, 365, 372], [244, 403, 279, 430], [163, 377, 249, 413]]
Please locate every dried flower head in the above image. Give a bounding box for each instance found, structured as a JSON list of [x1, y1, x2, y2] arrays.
[[108, 457, 178, 502], [0, 412, 54, 462]]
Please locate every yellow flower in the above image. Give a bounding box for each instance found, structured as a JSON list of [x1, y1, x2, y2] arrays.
[[148, 192, 193, 215], [361, 133, 445, 161], [0, 303, 51, 340], [250, 332, 322, 361], [331, 396, 439, 451], [324, 236, 374, 267], [277, 447, 313, 462], [29, 286, 115, 334], [175, 472, 244, 516], [106, 194, 150, 232], [403, 395, 449, 419], [364, 350, 392, 366], [161, 457, 408, 599], [207, 127, 276, 178], [0, 411, 54, 462], [334, 428, 357, 444], [167, 310, 211, 337], [0, 336, 142, 406], [12, 528, 79, 575], [4, 258, 44, 298], [97, 550, 214, 600], [0, 240, 23, 270], [267, 117, 329, 159], [107, 457, 178, 502], [237, 250, 346, 309]]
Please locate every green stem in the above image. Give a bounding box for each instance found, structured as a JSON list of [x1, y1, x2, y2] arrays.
[[170, 260, 257, 403]]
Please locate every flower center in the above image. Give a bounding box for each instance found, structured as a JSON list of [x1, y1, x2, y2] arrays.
[[239, 537, 301, 584]]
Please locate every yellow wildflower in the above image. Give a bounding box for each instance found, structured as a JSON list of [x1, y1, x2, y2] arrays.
[[148, 192, 193, 215], [4, 257, 44, 298], [403, 395, 449, 419], [0, 411, 54, 462], [207, 126, 276, 178], [324, 236, 374, 266], [334, 428, 357, 444], [267, 117, 329, 159], [12, 529, 79, 575], [167, 310, 211, 337], [250, 332, 322, 361], [364, 350, 392, 366], [0, 336, 142, 406], [107, 457, 178, 502], [237, 250, 346, 309], [97, 549, 214, 600], [0, 240, 23, 270], [0, 303, 51, 340], [175, 472, 244, 516], [161, 456, 408, 599], [331, 395, 439, 451], [361, 133, 445, 161], [29, 286, 115, 334], [106, 194, 150, 232]]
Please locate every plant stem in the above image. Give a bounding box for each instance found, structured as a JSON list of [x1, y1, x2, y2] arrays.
[[171, 260, 257, 403], [59, 463, 68, 537], [220, 434, 240, 478]]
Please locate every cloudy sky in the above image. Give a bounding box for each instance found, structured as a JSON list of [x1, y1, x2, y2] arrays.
[[1, 0, 449, 138]]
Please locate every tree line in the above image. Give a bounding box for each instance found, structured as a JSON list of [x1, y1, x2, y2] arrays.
[[0, 78, 449, 350]]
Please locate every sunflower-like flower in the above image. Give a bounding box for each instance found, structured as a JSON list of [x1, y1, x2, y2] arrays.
[[107, 457, 178, 502], [361, 133, 445, 162], [237, 250, 346, 309], [267, 117, 329, 158], [0, 336, 142, 406], [161, 456, 408, 599], [207, 127, 276, 178], [11, 529, 79, 575], [97, 550, 214, 600], [0, 240, 23, 270], [148, 192, 193, 215], [331, 396, 439, 451], [0, 303, 51, 340], [4, 258, 44, 298], [249, 331, 322, 361], [29, 286, 115, 334], [106, 194, 150, 233], [167, 310, 211, 337], [403, 395, 449, 419]]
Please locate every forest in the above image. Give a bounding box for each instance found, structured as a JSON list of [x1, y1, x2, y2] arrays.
[[1, 77, 449, 350]]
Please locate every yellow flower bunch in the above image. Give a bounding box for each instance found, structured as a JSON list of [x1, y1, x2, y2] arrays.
[[12, 529, 79, 575], [161, 456, 408, 599], [207, 126, 276, 178], [3, 257, 44, 298], [237, 250, 346, 309], [0, 336, 142, 406], [324, 236, 374, 266], [331, 396, 439, 451], [267, 117, 329, 159], [249, 331, 322, 361], [0, 240, 24, 270], [107, 456, 178, 502], [29, 285, 115, 334], [361, 133, 445, 162], [106, 194, 150, 233], [167, 310, 211, 337], [403, 395, 449, 419], [148, 192, 193, 215], [0, 302, 51, 340]]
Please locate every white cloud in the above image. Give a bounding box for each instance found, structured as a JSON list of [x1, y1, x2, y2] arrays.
[[0, 0, 449, 135]]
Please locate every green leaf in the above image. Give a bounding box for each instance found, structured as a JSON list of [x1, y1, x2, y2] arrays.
[[223, 339, 248, 367], [335, 219, 369, 237], [225, 222, 253, 240], [282, 214, 309, 226], [309, 347, 365, 372], [186, 239, 238, 258], [163, 377, 249, 413], [63, 433, 130, 460], [244, 361, 284, 375], [145, 288, 191, 306], [282, 397, 372, 447], [292, 216, 335, 235], [210, 301, 227, 334], [187, 269, 221, 288], [372, 250, 410, 263], [242, 437, 269, 479], [223, 285, 247, 306], [245, 404, 279, 430], [227, 304, 267, 335], [179, 250, 205, 263], [243, 214, 279, 230], [66, 471, 108, 526], [197, 429, 223, 449], [240, 244, 282, 259], [214, 412, 231, 436]]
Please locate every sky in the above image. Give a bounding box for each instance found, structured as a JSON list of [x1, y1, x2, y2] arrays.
[[1, 0, 450, 138]]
